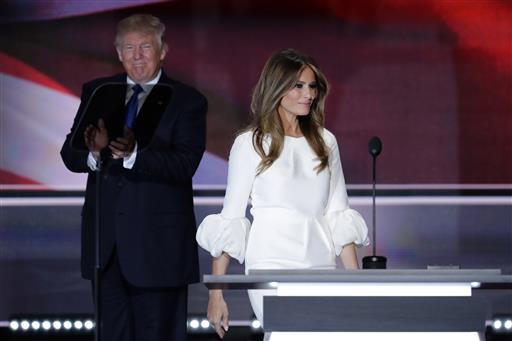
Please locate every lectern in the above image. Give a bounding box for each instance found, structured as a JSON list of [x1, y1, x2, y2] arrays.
[[204, 269, 512, 340]]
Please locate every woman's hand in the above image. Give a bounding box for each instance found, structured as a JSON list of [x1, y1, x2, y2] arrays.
[[208, 289, 229, 338]]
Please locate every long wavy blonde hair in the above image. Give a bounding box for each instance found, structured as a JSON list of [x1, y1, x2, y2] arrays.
[[248, 49, 330, 174]]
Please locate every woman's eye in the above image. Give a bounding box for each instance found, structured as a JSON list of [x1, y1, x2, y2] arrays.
[[309, 83, 318, 89], [295, 83, 303, 89]]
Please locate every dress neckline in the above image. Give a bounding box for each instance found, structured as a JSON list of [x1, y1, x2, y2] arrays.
[[284, 135, 305, 140]]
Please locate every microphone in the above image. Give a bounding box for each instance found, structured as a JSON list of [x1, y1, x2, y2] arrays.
[[363, 136, 387, 269], [368, 136, 382, 157]]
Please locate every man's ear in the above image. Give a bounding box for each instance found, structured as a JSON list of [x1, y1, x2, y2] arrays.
[[116, 48, 124, 62], [160, 43, 168, 61]]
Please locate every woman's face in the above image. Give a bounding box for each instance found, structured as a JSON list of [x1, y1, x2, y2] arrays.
[[278, 66, 317, 118]]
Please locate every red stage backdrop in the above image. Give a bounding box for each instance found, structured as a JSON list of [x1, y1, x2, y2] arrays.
[[0, 0, 510, 188]]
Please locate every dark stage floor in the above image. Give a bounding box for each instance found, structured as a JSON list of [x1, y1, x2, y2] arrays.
[[2, 328, 511, 341], [0, 327, 263, 341]]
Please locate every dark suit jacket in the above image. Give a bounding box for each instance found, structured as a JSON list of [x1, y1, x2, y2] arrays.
[[60, 71, 207, 287]]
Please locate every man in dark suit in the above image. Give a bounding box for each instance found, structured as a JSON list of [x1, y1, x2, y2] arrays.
[[60, 14, 207, 341]]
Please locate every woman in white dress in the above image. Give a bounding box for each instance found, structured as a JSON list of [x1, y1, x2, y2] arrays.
[[196, 49, 369, 339]]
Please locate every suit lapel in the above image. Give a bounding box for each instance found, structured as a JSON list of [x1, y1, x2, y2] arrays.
[[111, 81, 128, 139], [88, 78, 126, 141], [133, 72, 174, 149]]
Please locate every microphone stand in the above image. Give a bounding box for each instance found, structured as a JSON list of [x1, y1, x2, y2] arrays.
[[363, 137, 387, 269], [94, 157, 102, 341]]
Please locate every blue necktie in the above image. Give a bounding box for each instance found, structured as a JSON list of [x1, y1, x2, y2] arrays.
[[125, 84, 143, 128]]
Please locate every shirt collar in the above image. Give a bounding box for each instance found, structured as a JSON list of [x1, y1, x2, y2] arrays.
[[127, 69, 162, 91]]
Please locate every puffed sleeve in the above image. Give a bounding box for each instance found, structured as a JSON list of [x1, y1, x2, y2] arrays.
[[196, 132, 258, 263], [324, 131, 370, 256]]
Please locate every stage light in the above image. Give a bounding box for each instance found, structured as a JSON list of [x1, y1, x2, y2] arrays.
[[251, 319, 262, 329], [8, 315, 94, 334], [189, 319, 199, 329], [9, 320, 19, 331], [270, 332, 480, 340], [8, 314, 259, 335], [42, 320, 51, 330], [504, 319, 512, 330], [20, 320, 30, 331], [493, 319, 503, 330], [277, 283, 472, 297], [74, 320, 83, 330], [63, 320, 72, 330], [84, 320, 94, 330], [200, 319, 210, 329], [52, 320, 62, 330], [31, 321, 41, 330]]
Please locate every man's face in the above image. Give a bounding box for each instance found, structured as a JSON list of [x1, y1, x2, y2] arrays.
[[117, 31, 167, 83]]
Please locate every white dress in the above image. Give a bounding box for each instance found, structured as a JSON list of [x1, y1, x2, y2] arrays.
[[196, 129, 369, 324]]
